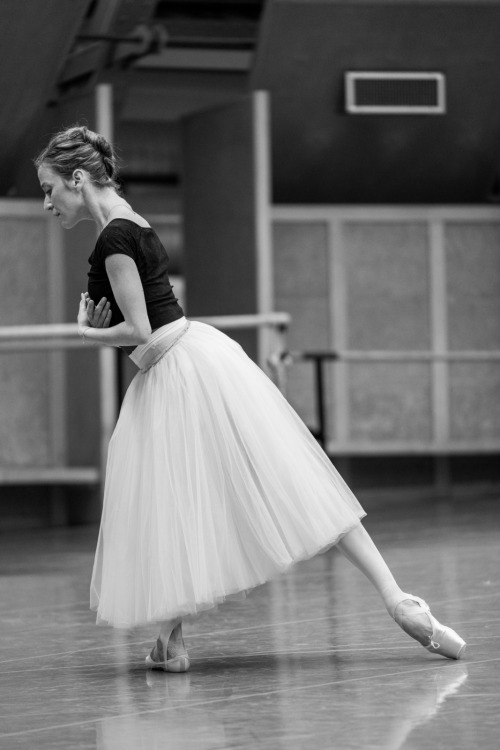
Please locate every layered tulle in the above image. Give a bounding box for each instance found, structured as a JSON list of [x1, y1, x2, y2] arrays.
[[90, 319, 366, 628]]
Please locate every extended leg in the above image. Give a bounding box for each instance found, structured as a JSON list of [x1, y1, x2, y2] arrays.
[[337, 523, 466, 659], [337, 524, 408, 615]]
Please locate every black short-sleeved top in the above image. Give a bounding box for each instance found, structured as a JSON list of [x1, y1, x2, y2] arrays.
[[87, 219, 184, 330]]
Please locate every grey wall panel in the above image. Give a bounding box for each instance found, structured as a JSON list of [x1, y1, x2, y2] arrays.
[[449, 363, 500, 440], [272, 205, 500, 453], [343, 222, 431, 350], [446, 223, 500, 351], [348, 362, 433, 442], [273, 220, 331, 427], [0, 215, 51, 465]]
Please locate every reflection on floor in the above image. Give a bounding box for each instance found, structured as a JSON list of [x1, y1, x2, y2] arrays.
[[0, 497, 498, 749]]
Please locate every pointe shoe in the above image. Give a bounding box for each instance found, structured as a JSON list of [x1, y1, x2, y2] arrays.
[[145, 636, 191, 673], [392, 595, 466, 660]]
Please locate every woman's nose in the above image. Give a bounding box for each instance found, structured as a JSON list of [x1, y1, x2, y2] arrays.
[[44, 195, 52, 211]]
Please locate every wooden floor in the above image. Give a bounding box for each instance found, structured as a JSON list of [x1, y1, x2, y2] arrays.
[[0, 496, 498, 749]]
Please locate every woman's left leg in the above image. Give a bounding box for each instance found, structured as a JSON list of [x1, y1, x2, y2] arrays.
[[145, 618, 190, 672], [337, 524, 466, 659]]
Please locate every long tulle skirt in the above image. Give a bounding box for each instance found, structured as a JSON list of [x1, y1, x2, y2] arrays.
[[90, 318, 366, 628]]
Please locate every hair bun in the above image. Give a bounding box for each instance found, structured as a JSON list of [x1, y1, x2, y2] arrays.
[[82, 128, 108, 156], [82, 128, 115, 177]]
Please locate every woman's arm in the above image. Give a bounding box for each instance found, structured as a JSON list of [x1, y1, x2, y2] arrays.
[[78, 254, 152, 347]]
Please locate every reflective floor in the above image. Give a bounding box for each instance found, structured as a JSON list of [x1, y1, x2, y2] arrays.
[[0, 497, 498, 749]]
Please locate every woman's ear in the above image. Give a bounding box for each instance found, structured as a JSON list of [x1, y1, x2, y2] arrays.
[[72, 169, 85, 190]]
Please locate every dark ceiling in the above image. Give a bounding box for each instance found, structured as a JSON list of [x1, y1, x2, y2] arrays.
[[0, 0, 90, 194], [0, 0, 263, 195], [2, 0, 500, 203]]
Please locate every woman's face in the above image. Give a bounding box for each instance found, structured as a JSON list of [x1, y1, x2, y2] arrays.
[[37, 164, 85, 229]]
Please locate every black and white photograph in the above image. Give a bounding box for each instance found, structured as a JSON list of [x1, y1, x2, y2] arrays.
[[0, 1, 498, 748]]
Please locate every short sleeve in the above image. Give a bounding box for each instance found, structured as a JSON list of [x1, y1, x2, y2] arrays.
[[95, 224, 138, 264]]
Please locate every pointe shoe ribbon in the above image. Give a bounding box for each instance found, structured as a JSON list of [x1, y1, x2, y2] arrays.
[[392, 595, 466, 660]]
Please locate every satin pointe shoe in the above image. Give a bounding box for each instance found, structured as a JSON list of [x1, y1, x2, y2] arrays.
[[145, 636, 191, 673], [392, 595, 466, 660]]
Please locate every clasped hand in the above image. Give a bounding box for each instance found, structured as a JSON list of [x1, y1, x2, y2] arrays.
[[78, 292, 112, 334]]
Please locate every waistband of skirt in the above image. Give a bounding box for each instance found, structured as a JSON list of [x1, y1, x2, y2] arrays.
[[129, 317, 190, 372]]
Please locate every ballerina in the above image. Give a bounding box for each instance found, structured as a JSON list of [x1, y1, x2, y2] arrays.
[[35, 125, 466, 672]]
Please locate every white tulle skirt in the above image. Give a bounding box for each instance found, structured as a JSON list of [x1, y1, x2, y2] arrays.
[[90, 318, 366, 628]]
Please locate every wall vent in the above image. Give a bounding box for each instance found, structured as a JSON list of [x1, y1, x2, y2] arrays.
[[345, 72, 446, 114]]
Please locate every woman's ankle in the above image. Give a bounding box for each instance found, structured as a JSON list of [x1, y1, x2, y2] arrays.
[[380, 585, 409, 617], [159, 618, 182, 643]]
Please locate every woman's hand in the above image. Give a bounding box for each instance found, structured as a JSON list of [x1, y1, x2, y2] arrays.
[[87, 294, 112, 329], [78, 292, 112, 335]]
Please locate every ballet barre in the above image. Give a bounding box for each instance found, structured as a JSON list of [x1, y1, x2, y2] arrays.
[[0, 313, 291, 494]]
